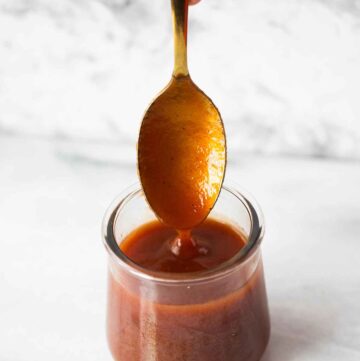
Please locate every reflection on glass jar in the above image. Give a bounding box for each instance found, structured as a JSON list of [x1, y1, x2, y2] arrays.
[[102, 184, 270, 361]]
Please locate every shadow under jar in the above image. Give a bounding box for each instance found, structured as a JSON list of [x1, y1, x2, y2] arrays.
[[102, 184, 270, 361]]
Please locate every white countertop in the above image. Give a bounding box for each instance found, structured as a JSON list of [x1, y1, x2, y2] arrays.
[[1, 0, 360, 359], [1, 135, 359, 360]]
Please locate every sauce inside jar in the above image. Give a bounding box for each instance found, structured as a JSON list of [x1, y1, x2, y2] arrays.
[[107, 218, 270, 361], [121, 218, 245, 273]]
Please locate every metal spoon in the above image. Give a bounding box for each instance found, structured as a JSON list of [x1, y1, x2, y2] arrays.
[[138, 0, 226, 230]]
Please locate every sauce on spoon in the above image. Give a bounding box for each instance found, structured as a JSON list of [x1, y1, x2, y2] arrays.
[[138, 0, 226, 231]]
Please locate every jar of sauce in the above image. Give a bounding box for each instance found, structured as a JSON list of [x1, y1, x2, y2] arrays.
[[102, 184, 270, 361]]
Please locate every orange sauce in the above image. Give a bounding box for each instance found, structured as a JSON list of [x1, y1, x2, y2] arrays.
[[107, 219, 270, 361]]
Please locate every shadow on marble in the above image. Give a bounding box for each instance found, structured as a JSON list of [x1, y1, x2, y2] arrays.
[[260, 305, 335, 361]]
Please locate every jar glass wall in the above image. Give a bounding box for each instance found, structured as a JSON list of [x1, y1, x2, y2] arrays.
[[102, 184, 270, 361]]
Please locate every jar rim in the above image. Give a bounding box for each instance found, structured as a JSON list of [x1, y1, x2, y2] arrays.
[[102, 183, 265, 285]]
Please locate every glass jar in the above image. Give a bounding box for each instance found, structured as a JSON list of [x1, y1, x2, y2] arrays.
[[102, 183, 270, 361]]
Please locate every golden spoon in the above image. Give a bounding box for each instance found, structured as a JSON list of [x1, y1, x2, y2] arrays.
[[138, 0, 226, 230]]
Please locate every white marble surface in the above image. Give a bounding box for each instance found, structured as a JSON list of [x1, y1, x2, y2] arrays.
[[1, 0, 360, 359], [1, 0, 360, 159], [1, 135, 360, 360]]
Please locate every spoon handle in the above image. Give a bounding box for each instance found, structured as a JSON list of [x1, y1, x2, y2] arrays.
[[171, 0, 189, 78]]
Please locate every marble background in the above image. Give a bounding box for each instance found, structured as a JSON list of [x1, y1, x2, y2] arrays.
[[1, 1, 360, 360], [1, 0, 360, 162]]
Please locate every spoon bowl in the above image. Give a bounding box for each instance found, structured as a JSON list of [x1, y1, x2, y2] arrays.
[[138, 75, 226, 229]]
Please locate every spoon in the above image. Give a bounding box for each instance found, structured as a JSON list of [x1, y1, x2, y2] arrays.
[[138, 0, 226, 230]]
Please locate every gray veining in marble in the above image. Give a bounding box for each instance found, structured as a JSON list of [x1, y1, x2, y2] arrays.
[[1, 2, 360, 358], [1, 0, 360, 161]]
